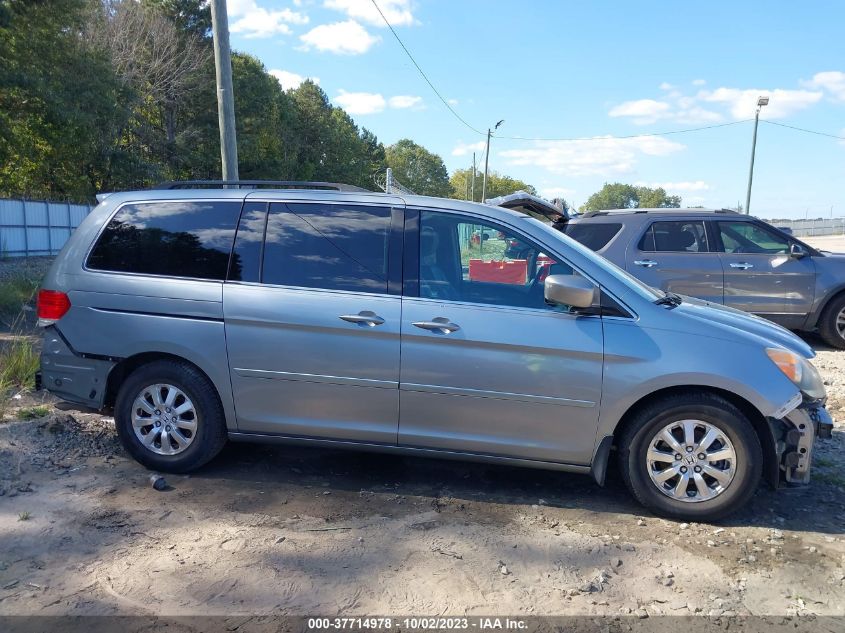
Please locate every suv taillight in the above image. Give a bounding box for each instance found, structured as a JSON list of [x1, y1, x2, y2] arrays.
[[37, 289, 71, 325]]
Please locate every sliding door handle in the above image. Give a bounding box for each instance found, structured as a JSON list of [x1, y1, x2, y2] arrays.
[[412, 317, 461, 334], [339, 311, 385, 327]]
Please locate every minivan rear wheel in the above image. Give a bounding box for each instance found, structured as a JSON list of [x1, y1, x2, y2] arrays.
[[818, 294, 845, 349], [115, 360, 227, 473], [617, 392, 762, 521]]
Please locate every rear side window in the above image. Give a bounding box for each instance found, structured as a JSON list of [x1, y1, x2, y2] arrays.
[[262, 202, 391, 293], [87, 201, 242, 280], [562, 223, 622, 250], [639, 221, 708, 252]]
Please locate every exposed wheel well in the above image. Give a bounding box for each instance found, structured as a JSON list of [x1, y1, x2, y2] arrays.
[[612, 385, 779, 488], [813, 286, 845, 329], [104, 352, 217, 409]]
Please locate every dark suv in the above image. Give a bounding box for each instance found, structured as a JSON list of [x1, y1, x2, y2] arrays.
[[561, 208, 845, 348]]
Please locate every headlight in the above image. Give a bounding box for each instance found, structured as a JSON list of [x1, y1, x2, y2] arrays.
[[766, 348, 802, 383], [766, 347, 826, 400]]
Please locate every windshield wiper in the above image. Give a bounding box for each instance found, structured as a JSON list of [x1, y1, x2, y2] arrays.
[[655, 291, 683, 308]]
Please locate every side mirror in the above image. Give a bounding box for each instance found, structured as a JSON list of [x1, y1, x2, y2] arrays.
[[790, 243, 807, 259], [544, 274, 596, 309]]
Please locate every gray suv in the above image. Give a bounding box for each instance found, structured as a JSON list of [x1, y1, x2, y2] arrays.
[[36, 182, 832, 521], [562, 208, 845, 348]]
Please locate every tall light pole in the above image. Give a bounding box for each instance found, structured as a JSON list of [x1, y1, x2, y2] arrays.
[[481, 119, 504, 202], [471, 152, 476, 201], [744, 96, 768, 215], [210, 0, 239, 181]]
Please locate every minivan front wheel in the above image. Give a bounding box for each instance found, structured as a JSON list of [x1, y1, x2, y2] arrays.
[[618, 393, 762, 521], [115, 360, 227, 473]]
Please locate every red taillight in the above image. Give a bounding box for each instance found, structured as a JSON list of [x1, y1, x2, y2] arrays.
[[37, 289, 71, 324]]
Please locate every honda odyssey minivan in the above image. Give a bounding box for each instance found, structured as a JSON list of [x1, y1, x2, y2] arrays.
[[36, 181, 832, 520]]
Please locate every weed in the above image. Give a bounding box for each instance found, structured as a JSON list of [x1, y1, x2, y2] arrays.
[[0, 337, 38, 391], [18, 511, 31, 521], [16, 405, 50, 420], [0, 273, 40, 319]]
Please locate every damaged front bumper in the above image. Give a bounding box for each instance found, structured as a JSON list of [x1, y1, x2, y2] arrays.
[[769, 398, 833, 485]]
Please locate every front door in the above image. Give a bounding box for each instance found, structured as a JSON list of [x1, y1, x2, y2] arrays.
[[223, 199, 403, 443], [398, 210, 604, 465], [625, 219, 724, 304], [714, 220, 816, 325]]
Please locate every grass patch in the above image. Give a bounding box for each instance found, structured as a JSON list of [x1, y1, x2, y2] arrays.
[[0, 273, 40, 319], [814, 471, 845, 488], [18, 511, 31, 521], [814, 456, 836, 468], [16, 405, 50, 420], [0, 337, 38, 391]]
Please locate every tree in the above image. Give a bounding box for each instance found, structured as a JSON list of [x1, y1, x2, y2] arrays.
[[581, 182, 681, 212], [449, 168, 536, 202], [385, 139, 450, 197]]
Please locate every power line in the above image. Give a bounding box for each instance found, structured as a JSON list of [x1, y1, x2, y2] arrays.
[[494, 119, 753, 142], [762, 120, 845, 140], [369, 0, 484, 136]]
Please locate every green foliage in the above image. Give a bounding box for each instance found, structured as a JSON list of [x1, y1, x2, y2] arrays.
[[0, 273, 40, 321], [16, 405, 50, 420], [0, 337, 39, 391], [580, 182, 682, 212], [385, 139, 451, 197], [449, 168, 537, 202]]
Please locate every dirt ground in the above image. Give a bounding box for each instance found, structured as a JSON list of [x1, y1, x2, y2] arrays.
[[0, 337, 844, 621]]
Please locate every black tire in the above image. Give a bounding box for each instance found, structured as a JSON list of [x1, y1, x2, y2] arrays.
[[617, 392, 762, 522], [115, 359, 227, 473], [818, 294, 845, 349]]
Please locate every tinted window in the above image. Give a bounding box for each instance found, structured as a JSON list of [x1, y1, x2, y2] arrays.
[[420, 211, 573, 309], [563, 223, 622, 250], [262, 203, 391, 293], [228, 202, 267, 282], [639, 221, 708, 252], [718, 221, 790, 254], [87, 201, 241, 280]]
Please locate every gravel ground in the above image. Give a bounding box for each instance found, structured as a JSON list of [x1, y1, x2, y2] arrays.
[[0, 341, 844, 623]]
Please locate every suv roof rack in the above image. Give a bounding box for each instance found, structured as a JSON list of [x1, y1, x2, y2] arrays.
[[153, 180, 371, 193], [582, 207, 741, 218]]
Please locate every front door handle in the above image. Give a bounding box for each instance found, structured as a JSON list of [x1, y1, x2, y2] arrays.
[[339, 311, 385, 327], [729, 262, 754, 270], [412, 317, 461, 334], [634, 259, 659, 268]]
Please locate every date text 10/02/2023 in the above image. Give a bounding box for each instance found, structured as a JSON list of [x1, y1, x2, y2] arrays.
[[306, 618, 528, 630]]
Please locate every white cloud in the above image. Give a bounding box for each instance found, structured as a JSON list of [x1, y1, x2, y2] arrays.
[[609, 99, 672, 124], [269, 69, 320, 91], [803, 71, 845, 102], [635, 180, 710, 192], [228, 1, 309, 39], [451, 141, 486, 157], [500, 136, 685, 177], [447, 98, 459, 106], [333, 90, 386, 114], [300, 20, 380, 54], [692, 79, 707, 86], [700, 87, 822, 119], [324, 0, 415, 27], [388, 95, 423, 109], [539, 186, 575, 200]]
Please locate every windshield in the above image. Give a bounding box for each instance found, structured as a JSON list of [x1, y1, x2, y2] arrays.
[[524, 217, 662, 301]]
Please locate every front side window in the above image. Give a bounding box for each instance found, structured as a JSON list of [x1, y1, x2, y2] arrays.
[[262, 202, 391, 293], [639, 220, 708, 253], [419, 211, 572, 309], [717, 221, 790, 254], [87, 201, 241, 280]]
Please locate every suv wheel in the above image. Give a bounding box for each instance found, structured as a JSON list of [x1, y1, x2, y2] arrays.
[[818, 294, 845, 349], [115, 360, 227, 473], [618, 392, 762, 521]]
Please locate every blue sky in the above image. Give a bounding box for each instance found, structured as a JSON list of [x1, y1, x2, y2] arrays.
[[226, 0, 845, 218]]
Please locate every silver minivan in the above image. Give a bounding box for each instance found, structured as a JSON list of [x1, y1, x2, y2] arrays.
[[36, 182, 832, 521]]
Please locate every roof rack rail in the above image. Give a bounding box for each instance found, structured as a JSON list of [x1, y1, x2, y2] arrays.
[[152, 180, 371, 193]]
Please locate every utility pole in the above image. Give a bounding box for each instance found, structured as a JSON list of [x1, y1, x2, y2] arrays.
[[744, 96, 768, 215], [471, 152, 476, 202], [481, 120, 504, 202], [210, 0, 239, 181]]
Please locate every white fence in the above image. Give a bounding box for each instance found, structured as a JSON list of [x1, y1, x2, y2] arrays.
[[765, 217, 845, 237], [0, 198, 94, 257]]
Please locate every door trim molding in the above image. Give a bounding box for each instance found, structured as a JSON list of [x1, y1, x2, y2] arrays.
[[233, 367, 398, 389], [400, 382, 596, 407]]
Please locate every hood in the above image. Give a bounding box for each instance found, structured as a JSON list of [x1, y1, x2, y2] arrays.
[[671, 296, 815, 359], [490, 191, 568, 224]]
